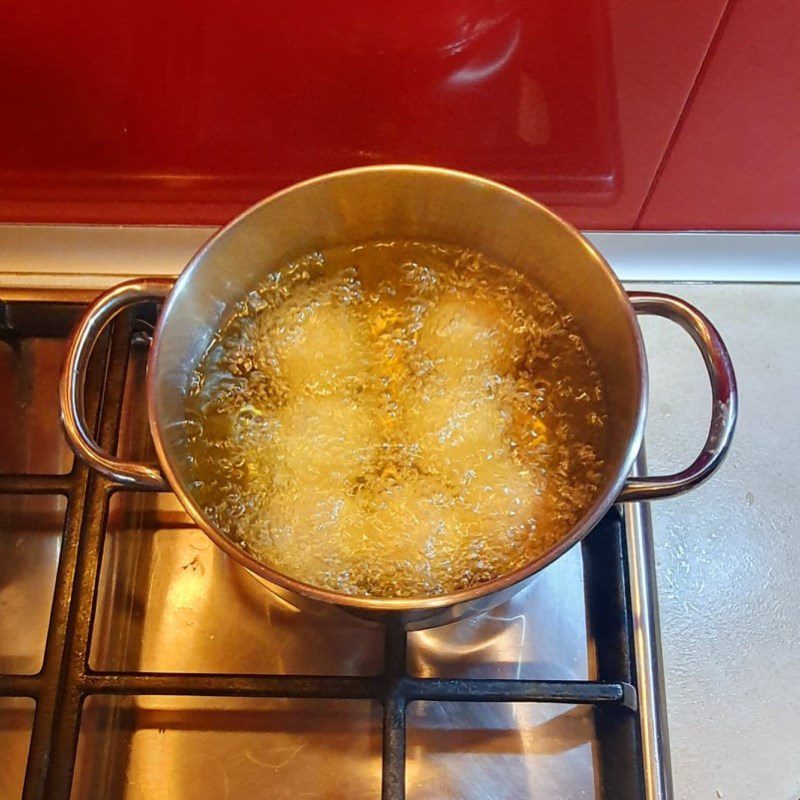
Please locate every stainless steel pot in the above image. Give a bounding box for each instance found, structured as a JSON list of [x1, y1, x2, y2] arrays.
[[60, 165, 737, 629]]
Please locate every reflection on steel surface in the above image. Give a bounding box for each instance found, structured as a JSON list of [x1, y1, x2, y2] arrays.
[[0, 496, 66, 676], [0, 698, 35, 800]]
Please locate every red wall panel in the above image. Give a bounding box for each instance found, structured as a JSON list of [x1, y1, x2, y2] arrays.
[[0, 0, 725, 228], [640, 0, 800, 230], [556, 0, 727, 228]]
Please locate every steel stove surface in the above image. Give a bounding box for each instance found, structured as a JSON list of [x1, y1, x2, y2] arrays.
[[0, 297, 667, 800]]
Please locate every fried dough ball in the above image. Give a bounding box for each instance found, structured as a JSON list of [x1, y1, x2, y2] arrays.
[[368, 477, 453, 556], [350, 475, 465, 595], [403, 374, 510, 481], [271, 393, 380, 487], [255, 283, 373, 393], [461, 453, 538, 524], [416, 294, 522, 378], [263, 485, 363, 580]]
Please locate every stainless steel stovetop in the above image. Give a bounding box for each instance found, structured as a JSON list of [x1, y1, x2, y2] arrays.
[[0, 290, 669, 800]]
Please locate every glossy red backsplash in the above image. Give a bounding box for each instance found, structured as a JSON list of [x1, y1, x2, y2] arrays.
[[1, 0, 797, 228]]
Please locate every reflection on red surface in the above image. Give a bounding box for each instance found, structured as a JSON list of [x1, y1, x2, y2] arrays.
[[0, 0, 619, 224]]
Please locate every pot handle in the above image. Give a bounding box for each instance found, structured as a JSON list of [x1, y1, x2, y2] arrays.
[[619, 291, 738, 503], [60, 279, 174, 490]]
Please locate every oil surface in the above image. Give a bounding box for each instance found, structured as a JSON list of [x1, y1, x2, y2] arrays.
[[182, 241, 607, 598]]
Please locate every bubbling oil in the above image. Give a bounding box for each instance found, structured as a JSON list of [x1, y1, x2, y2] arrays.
[[183, 241, 607, 598]]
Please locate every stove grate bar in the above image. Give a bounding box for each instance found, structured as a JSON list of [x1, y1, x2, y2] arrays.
[[0, 675, 41, 699], [0, 474, 73, 494], [69, 671, 635, 708]]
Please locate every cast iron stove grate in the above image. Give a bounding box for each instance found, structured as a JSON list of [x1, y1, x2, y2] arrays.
[[0, 300, 645, 800]]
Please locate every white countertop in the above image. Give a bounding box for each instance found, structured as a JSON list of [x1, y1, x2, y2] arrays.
[[1, 226, 798, 799], [627, 282, 800, 800]]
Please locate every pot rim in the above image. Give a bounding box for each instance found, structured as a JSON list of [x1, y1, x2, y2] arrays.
[[146, 164, 647, 613]]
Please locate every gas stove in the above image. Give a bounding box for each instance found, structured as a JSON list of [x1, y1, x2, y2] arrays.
[[0, 250, 670, 800]]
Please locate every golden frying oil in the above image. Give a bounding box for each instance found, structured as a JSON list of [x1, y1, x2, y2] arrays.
[[182, 241, 607, 598]]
